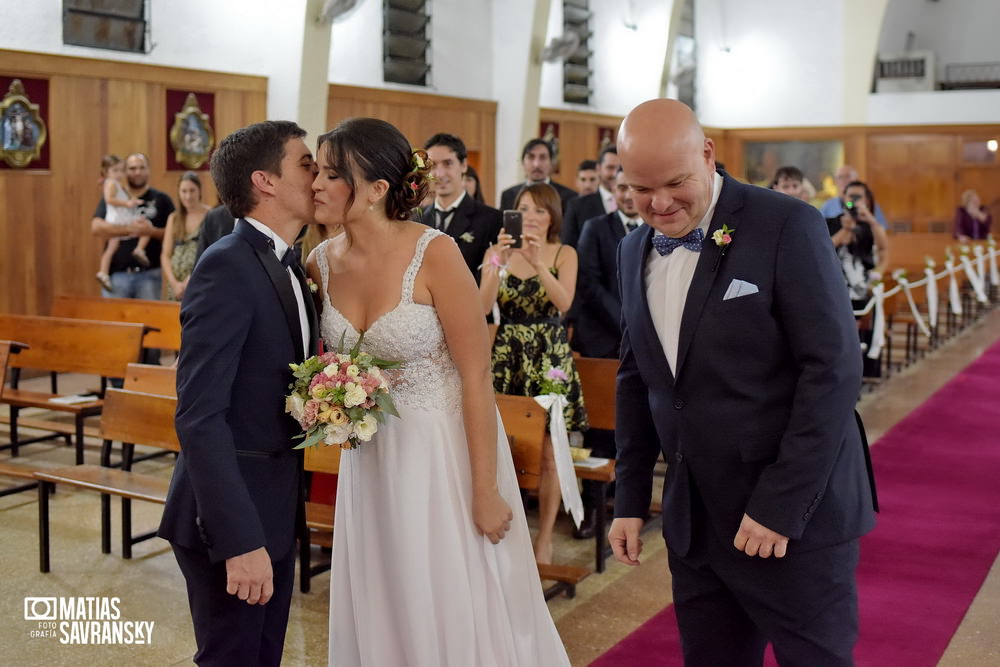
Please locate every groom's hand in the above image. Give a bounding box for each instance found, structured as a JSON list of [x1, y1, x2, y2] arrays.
[[609, 517, 644, 566], [734, 513, 789, 558], [226, 546, 274, 605]]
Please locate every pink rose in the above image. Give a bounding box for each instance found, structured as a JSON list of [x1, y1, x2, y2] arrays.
[[722, 234, 732, 244]]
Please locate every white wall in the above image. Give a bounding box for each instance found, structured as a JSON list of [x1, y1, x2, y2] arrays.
[[695, 0, 846, 128], [328, 0, 494, 101], [539, 0, 674, 116], [878, 0, 1000, 84], [0, 0, 310, 121], [867, 89, 1000, 125]]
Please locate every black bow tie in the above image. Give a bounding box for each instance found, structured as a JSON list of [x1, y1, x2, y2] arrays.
[[279, 244, 300, 270]]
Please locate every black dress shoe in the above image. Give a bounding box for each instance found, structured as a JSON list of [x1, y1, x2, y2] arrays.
[[573, 510, 597, 539]]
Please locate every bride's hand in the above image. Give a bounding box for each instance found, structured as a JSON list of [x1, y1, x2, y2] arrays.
[[473, 490, 514, 544]]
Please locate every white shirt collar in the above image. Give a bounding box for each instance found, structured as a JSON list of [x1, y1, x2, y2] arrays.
[[243, 217, 287, 260], [599, 185, 614, 201], [434, 190, 466, 213], [618, 210, 641, 226]]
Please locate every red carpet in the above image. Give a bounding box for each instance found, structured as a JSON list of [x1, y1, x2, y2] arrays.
[[593, 340, 1000, 666]]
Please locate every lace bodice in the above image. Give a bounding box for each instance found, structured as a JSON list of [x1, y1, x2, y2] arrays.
[[316, 228, 462, 412]]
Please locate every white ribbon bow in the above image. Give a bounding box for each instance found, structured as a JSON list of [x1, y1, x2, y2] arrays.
[[989, 242, 1000, 286], [946, 259, 962, 315], [533, 393, 584, 529], [867, 282, 886, 360], [960, 253, 988, 303], [924, 266, 939, 329], [893, 271, 931, 339]]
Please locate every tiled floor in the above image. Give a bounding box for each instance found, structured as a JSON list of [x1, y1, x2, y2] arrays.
[[2, 309, 998, 666]]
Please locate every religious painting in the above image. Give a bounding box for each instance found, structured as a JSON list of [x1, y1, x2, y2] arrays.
[[0, 78, 48, 169], [540, 120, 560, 174], [598, 126, 616, 153], [743, 140, 845, 204], [167, 91, 215, 170]]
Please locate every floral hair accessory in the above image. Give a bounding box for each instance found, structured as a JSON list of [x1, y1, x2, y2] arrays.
[[410, 150, 425, 172]]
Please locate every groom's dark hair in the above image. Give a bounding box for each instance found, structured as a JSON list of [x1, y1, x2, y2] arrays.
[[210, 120, 306, 218]]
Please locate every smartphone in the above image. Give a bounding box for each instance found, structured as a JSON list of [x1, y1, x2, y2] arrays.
[[503, 210, 523, 249]]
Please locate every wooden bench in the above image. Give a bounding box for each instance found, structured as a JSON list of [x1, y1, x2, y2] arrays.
[[497, 393, 591, 599], [51, 295, 182, 353], [0, 339, 44, 497], [124, 363, 177, 397], [299, 443, 341, 593], [0, 315, 145, 464], [35, 389, 179, 572]]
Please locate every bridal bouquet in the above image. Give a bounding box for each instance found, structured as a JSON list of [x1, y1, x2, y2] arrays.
[[285, 332, 401, 450]]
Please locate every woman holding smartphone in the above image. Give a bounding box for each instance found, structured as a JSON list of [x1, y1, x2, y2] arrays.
[[480, 183, 588, 564]]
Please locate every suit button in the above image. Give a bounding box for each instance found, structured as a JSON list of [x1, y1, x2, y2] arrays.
[[673, 399, 685, 409], [675, 452, 684, 463]]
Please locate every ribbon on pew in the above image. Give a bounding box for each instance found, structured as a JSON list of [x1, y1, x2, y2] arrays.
[[959, 249, 988, 303], [975, 245, 987, 289], [987, 239, 999, 286], [892, 270, 931, 339], [533, 393, 584, 529], [867, 282, 886, 360], [924, 263, 939, 329], [946, 258, 962, 315]]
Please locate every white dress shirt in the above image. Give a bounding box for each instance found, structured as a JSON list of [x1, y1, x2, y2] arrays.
[[644, 172, 724, 374], [244, 217, 310, 358], [599, 185, 617, 213], [434, 190, 466, 232], [618, 210, 642, 235]]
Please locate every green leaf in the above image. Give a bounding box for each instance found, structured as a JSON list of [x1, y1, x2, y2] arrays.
[[375, 391, 400, 418], [350, 330, 365, 358], [337, 329, 346, 355], [293, 427, 327, 450]]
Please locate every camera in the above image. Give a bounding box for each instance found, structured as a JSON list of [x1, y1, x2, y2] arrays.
[[845, 199, 860, 220]]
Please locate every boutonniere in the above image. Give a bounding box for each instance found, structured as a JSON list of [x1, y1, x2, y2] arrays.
[[710, 224, 735, 272], [306, 278, 319, 294], [459, 232, 475, 244]]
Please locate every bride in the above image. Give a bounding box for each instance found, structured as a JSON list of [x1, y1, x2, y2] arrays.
[[305, 117, 571, 667]]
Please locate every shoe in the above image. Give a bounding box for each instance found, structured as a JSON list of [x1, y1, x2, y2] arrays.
[[573, 509, 597, 540], [132, 248, 151, 268], [96, 272, 113, 291]]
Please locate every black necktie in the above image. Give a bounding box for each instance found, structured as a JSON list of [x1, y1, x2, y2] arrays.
[[436, 208, 457, 232], [625, 220, 639, 232], [280, 246, 299, 270]]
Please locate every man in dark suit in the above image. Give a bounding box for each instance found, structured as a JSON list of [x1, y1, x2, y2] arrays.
[[159, 121, 319, 666], [419, 133, 501, 282], [609, 100, 877, 665], [561, 144, 620, 247], [194, 203, 235, 264], [498, 138, 577, 212], [570, 166, 642, 539]]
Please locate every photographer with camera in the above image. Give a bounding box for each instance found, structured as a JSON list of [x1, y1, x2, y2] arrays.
[[827, 180, 890, 308]]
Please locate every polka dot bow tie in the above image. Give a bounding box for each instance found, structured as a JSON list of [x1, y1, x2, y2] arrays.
[[651, 228, 705, 256]]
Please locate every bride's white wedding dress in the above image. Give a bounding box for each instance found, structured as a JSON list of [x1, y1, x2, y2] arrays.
[[317, 228, 570, 667]]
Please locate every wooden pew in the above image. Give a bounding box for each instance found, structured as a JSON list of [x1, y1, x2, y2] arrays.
[[0, 340, 41, 497], [497, 394, 591, 599], [34, 389, 179, 572], [0, 315, 145, 464], [124, 363, 177, 397], [573, 357, 618, 572], [299, 443, 341, 593], [51, 295, 182, 352]]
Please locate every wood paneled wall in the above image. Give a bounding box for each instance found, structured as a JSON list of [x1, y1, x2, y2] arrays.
[[721, 124, 1000, 231], [0, 50, 266, 316], [327, 84, 498, 205], [538, 108, 623, 196]]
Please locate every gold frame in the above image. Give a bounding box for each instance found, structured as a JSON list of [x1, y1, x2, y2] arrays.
[[168, 92, 214, 169], [0, 79, 47, 168]]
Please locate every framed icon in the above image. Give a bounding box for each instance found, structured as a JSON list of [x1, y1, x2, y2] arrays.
[[167, 91, 214, 170], [0, 78, 48, 169]]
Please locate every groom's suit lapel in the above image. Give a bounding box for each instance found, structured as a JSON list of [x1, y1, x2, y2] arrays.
[[235, 219, 305, 359], [674, 174, 744, 380], [625, 225, 674, 389]]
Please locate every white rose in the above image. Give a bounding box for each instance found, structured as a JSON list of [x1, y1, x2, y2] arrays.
[[323, 422, 353, 445], [285, 394, 305, 421], [322, 363, 339, 377], [353, 414, 378, 442], [343, 382, 367, 408], [346, 364, 360, 378]]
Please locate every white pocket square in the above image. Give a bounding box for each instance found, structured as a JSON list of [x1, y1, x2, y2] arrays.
[[723, 279, 759, 301]]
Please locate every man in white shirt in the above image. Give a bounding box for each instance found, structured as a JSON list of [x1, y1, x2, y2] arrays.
[[610, 100, 877, 666]]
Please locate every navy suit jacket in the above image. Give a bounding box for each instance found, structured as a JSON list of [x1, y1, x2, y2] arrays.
[[561, 192, 607, 247], [615, 173, 877, 557], [159, 220, 318, 563], [418, 194, 502, 283], [572, 212, 628, 359], [499, 179, 577, 213]]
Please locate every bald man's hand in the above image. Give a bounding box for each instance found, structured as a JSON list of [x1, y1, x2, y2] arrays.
[[609, 517, 645, 566]]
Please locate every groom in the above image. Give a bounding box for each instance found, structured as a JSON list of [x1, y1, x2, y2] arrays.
[[609, 100, 877, 665], [159, 121, 319, 666]]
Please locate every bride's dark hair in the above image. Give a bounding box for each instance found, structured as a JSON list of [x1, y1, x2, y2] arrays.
[[317, 117, 432, 221]]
